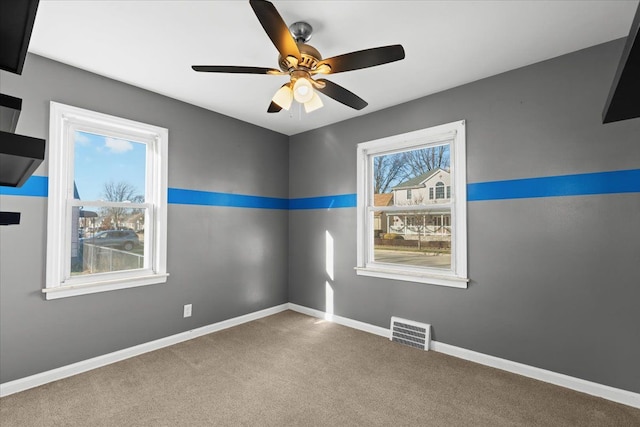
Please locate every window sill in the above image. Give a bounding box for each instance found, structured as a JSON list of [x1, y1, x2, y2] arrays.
[[43, 273, 169, 300], [355, 266, 468, 289]]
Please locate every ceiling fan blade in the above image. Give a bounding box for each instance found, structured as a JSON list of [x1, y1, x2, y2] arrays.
[[317, 45, 405, 74], [250, 0, 300, 63], [267, 101, 283, 113], [192, 65, 282, 74], [315, 79, 368, 110]]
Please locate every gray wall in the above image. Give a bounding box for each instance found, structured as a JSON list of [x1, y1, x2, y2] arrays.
[[0, 54, 289, 383], [289, 39, 640, 394], [2, 40, 639, 396]]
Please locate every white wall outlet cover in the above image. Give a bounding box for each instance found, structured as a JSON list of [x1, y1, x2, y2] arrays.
[[183, 304, 192, 318]]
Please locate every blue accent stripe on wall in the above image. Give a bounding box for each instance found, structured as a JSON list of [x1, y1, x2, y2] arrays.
[[3, 170, 639, 207], [467, 169, 640, 201], [168, 188, 288, 210], [289, 194, 357, 210], [0, 176, 48, 197]]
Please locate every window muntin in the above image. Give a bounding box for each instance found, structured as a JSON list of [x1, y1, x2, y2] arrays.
[[46, 102, 168, 299], [356, 120, 467, 288]]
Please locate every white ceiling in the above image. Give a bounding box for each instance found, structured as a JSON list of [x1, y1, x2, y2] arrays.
[[29, 0, 638, 136]]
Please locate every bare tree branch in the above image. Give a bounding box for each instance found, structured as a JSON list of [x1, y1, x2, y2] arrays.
[[373, 145, 450, 197], [373, 152, 409, 194], [102, 181, 142, 229], [404, 146, 450, 176]]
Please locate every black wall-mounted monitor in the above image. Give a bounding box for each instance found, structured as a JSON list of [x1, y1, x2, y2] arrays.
[[0, 0, 40, 75]]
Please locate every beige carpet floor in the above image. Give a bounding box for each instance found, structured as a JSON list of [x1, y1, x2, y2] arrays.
[[1, 310, 639, 426]]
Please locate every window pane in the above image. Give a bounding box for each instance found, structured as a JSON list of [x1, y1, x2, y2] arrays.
[[74, 131, 146, 202], [71, 207, 146, 276], [372, 151, 405, 207], [372, 144, 453, 267], [372, 144, 450, 207], [373, 208, 452, 270]]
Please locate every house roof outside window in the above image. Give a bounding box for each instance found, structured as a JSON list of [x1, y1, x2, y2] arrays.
[[392, 168, 448, 190]]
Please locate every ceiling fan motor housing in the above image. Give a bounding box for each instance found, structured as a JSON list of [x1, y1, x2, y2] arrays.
[[279, 43, 322, 71]]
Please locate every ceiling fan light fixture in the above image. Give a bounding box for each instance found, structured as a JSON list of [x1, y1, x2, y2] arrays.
[[272, 84, 293, 110], [285, 55, 299, 69], [304, 91, 323, 113], [293, 77, 314, 103], [313, 64, 332, 75]]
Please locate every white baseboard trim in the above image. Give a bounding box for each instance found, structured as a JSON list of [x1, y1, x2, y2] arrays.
[[288, 303, 640, 409], [0, 303, 289, 398], [3, 302, 639, 409], [430, 341, 640, 409]]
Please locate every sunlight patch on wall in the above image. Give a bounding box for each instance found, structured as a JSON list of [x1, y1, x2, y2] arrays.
[[325, 230, 335, 321], [325, 230, 334, 281], [325, 281, 334, 321]]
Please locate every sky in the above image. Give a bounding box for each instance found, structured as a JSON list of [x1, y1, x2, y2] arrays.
[[74, 131, 146, 201]]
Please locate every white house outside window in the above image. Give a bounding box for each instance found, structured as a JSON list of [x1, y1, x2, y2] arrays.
[[45, 102, 168, 299], [356, 120, 468, 288]]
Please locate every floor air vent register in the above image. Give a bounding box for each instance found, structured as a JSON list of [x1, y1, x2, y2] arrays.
[[390, 317, 431, 350]]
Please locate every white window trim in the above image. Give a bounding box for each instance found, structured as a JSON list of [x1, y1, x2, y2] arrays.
[[45, 102, 169, 299], [355, 120, 468, 289]]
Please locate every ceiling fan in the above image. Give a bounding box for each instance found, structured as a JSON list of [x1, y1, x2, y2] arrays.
[[192, 0, 405, 114]]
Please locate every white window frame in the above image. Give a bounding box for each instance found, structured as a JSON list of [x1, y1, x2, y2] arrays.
[[355, 120, 468, 289], [45, 102, 169, 299]]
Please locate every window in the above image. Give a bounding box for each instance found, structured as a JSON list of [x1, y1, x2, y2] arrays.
[[356, 120, 468, 288], [435, 182, 445, 199], [407, 189, 412, 199], [46, 102, 168, 299]]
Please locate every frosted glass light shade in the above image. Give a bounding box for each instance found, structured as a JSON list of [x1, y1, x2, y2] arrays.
[[293, 78, 314, 103], [272, 85, 293, 110], [304, 91, 323, 113]]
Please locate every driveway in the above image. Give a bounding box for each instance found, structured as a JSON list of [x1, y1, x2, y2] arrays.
[[374, 249, 451, 268]]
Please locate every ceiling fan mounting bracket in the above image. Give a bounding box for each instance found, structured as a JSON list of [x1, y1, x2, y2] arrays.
[[289, 21, 313, 43]]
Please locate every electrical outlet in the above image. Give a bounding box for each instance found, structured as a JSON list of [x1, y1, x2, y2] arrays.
[[183, 304, 192, 318]]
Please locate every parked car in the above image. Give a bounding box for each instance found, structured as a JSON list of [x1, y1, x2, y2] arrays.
[[80, 230, 139, 251]]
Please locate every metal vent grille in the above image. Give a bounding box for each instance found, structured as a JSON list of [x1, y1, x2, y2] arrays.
[[390, 317, 431, 351]]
